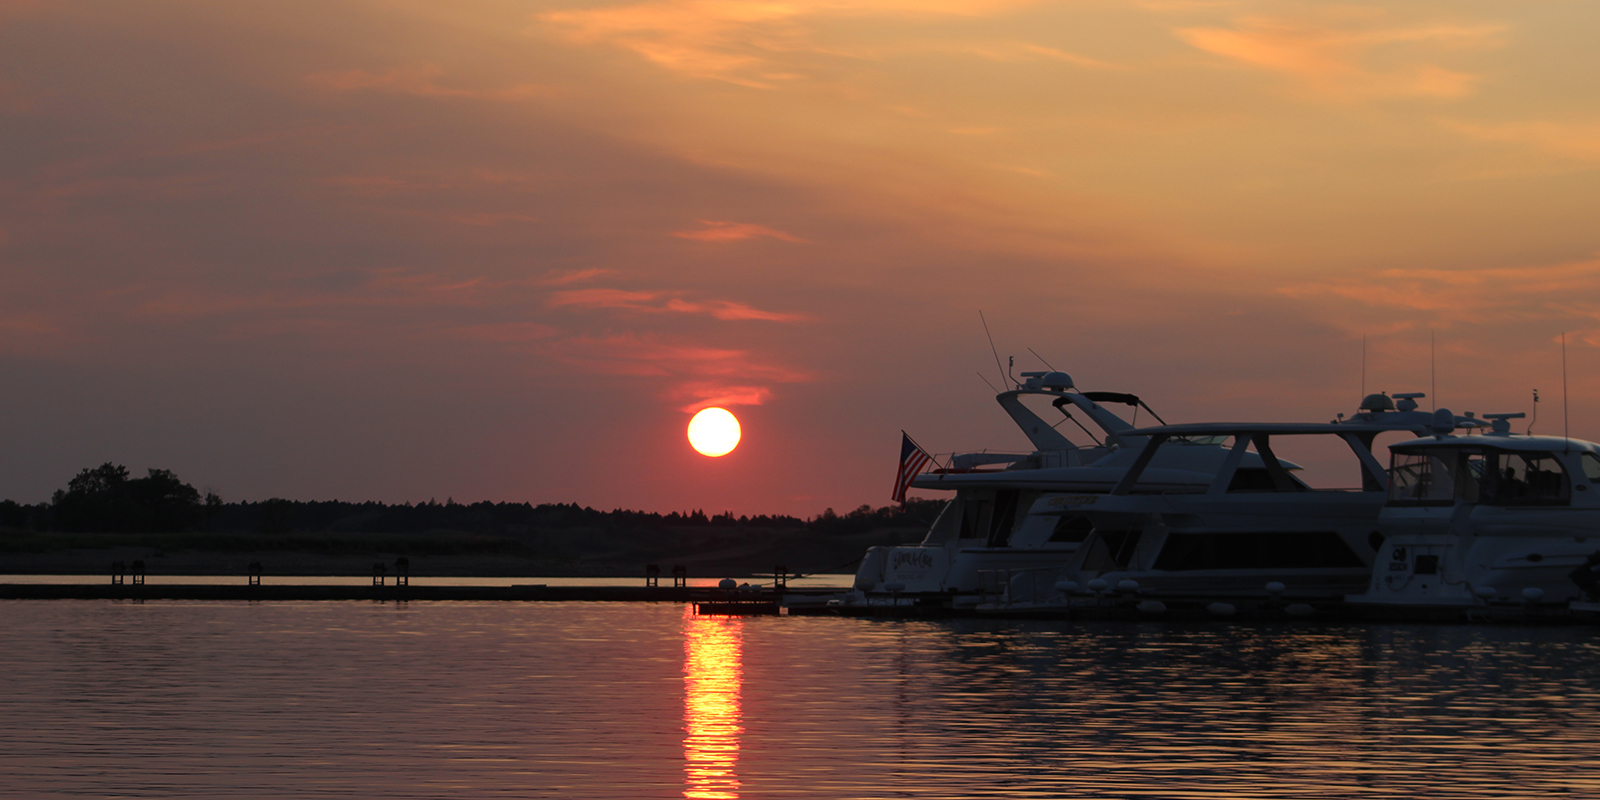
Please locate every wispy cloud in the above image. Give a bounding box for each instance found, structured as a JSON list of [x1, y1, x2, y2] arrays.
[[1441, 119, 1600, 163], [541, 332, 811, 409], [1176, 12, 1503, 100], [307, 64, 552, 101], [673, 382, 772, 411], [540, 0, 1039, 87], [672, 220, 807, 243], [539, 268, 613, 286], [1279, 257, 1600, 344], [549, 288, 810, 321]]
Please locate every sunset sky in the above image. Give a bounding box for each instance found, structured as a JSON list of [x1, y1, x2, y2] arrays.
[[2, 0, 1597, 515]]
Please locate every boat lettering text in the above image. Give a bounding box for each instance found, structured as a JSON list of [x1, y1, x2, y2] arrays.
[[891, 550, 936, 570], [1048, 496, 1098, 507]]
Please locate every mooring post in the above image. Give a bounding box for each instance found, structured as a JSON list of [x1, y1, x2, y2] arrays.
[[247, 561, 262, 587], [130, 560, 146, 586], [372, 562, 386, 587], [110, 561, 125, 586], [774, 565, 788, 596], [646, 563, 661, 588], [395, 557, 409, 587], [672, 564, 687, 589]]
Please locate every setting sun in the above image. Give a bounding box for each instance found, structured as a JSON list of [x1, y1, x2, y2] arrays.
[[687, 408, 741, 457]]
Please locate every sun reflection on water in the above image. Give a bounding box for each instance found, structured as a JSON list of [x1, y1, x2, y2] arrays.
[[683, 607, 743, 800]]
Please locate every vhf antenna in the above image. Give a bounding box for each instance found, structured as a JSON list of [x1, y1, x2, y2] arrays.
[[1563, 332, 1570, 447], [979, 310, 1008, 389]]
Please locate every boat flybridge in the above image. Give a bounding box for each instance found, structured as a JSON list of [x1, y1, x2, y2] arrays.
[[992, 393, 1473, 613], [1346, 412, 1600, 619], [846, 370, 1278, 610]]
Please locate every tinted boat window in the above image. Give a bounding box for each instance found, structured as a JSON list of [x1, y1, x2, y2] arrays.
[[1389, 453, 1452, 505], [987, 490, 1021, 547], [1583, 453, 1600, 482], [1048, 515, 1094, 543], [958, 497, 993, 540], [1481, 452, 1570, 506]]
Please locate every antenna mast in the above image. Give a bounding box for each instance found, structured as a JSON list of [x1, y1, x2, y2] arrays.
[[1430, 329, 1436, 411], [979, 310, 1007, 389], [1563, 332, 1570, 445], [1361, 334, 1367, 397]]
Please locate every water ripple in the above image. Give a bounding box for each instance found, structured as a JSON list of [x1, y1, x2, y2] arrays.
[[3, 601, 1599, 798]]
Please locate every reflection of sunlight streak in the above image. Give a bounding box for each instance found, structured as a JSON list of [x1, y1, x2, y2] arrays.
[[683, 607, 743, 799]]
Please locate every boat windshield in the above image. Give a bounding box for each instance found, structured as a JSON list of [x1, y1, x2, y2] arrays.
[[1477, 450, 1570, 505], [1388, 452, 1453, 505], [1392, 447, 1571, 506]]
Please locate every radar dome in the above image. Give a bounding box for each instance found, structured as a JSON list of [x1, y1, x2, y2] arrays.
[[1040, 371, 1074, 390], [1359, 393, 1395, 412]]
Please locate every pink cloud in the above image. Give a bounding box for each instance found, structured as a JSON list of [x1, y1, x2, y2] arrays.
[[539, 268, 612, 286], [549, 288, 808, 321], [675, 384, 773, 412], [672, 220, 807, 243], [548, 288, 664, 311], [540, 334, 811, 411], [1177, 14, 1502, 100], [1278, 257, 1600, 346]]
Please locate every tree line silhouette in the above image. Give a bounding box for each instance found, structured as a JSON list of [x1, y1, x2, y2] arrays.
[[0, 462, 943, 537]]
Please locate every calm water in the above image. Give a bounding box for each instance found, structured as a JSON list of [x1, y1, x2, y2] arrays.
[[4, 602, 1599, 799]]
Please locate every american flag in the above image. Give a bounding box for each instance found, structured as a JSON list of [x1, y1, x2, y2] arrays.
[[891, 431, 934, 503]]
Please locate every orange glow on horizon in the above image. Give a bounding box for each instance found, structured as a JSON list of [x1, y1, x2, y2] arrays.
[[683, 607, 743, 799]]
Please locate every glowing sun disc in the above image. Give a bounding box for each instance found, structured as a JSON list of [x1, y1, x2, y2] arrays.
[[688, 407, 741, 457]]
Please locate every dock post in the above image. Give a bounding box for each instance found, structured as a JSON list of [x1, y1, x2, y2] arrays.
[[395, 557, 409, 587], [774, 565, 788, 596], [110, 561, 125, 586], [646, 563, 661, 588], [672, 564, 687, 589], [131, 560, 146, 586], [372, 562, 386, 587], [247, 561, 262, 587]]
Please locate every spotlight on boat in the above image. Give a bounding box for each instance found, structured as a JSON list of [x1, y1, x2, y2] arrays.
[[883, 582, 906, 594], [1087, 578, 1109, 595], [1137, 600, 1167, 614], [1522, 587, 1545, 603], [1054, 580, 1078, 594], [1473, 586, 1497, 599], [1116, 579, 1140, 593], [718, 578, 737, 590], [1207, 602, 1237, 616], [1265, 581, 1286, 596]]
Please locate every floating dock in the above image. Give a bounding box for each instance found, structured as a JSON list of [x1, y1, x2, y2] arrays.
[[0, 583, 836, 603]]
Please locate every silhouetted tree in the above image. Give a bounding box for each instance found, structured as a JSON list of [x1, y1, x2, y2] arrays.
[[257, 498, 294, 534], [50, 463, 204, 532]]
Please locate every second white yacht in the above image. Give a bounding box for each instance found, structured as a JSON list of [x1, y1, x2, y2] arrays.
[[1347, 413, 1600, 619]]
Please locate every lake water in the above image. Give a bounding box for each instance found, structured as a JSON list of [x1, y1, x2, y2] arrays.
[[4, 601, 1599, 799]]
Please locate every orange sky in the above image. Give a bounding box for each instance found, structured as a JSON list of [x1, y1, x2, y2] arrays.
[[1, 0, 1596, 513]]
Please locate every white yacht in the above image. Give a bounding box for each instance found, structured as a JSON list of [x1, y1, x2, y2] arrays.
[[1347, 413, 1600, 618], [998, 394, 1468, 612], [844, 371, 1272, 611]]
